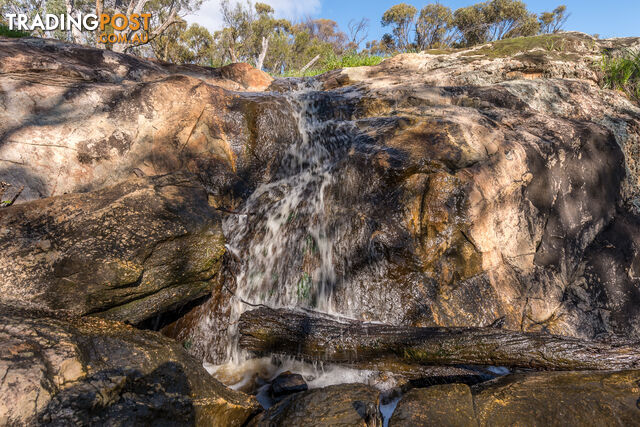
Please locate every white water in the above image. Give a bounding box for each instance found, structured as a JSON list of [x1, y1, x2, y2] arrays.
[[205, 84, 346, 371], [204, 355, 399, 410]]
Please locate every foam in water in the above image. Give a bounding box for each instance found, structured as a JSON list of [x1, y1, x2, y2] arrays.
[[204, 355, 397, 409]]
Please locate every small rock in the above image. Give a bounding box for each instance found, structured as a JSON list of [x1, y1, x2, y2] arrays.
[[270, 371, 308, 397]]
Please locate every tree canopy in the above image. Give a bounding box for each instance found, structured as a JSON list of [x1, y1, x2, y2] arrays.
[[0, 0, 571, 75]]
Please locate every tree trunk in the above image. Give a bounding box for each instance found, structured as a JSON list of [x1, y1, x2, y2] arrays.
[[228, 46, 238, 64], [95, 0, 105, 49], [239, 307, 640, 371], [255, 36, 269, 71], [64, 0, 83, 44], [300, 54, 321, 74]]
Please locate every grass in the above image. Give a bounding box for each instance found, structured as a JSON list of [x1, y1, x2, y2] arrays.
[[284, 52, 384, 77], [0, 24, 30, 38], [601, 49, 640, 103]]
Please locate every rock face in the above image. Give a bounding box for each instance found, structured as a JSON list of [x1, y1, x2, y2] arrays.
[[0, 305, 259, 426], [270, 371, 308, 397], [390, 371, 640, 426], [0, 172, 225, 324], [164, 33, 640, 364], [390, 383, 476, 426], [0, 37, 296, 205], [304, 33, 640, 340]]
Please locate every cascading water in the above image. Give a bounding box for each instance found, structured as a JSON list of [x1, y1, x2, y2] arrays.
[[208, 83, 349, 368]]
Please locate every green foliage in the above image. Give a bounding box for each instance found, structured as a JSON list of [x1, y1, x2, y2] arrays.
[[539, 5, 569, 34], [325, 51, 384, 68], [0, 23, 29, 38], [416, 4, 455, 50], [373, 0, 566, 52], [452, 3, 488, 46], [601, 50, 640, 103], [381, 3, 417, 51], [152, 20, 214, 65], [453, 0, 540, 47], [296, 272, 312, 300]]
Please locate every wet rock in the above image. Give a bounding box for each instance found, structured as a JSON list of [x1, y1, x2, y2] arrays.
[[472, 370, 640, 426], [0, 305, 259, 426], [297, 33, 640, 342], [389, 371, 640, 426], [4, 32, 640, 371], [390, 383, 476, 426], [270, 371, 308, 397], [252, 383, 381, 426], [163, 33, 640, 364], [583, 210, 640, 338], [0, 173, 225, 324]]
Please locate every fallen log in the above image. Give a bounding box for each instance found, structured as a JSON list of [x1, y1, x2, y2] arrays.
[[238, 307, 640, 371]]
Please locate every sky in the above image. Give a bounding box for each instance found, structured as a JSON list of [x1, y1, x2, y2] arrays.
[[187, 0, 639, 43]]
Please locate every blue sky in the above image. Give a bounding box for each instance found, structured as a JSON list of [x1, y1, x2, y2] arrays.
[[320, 0, 639, 41], [190, 0, 639, 41]]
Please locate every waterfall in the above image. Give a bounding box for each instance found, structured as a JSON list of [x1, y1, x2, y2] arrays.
[[212, 84, 349, 366]]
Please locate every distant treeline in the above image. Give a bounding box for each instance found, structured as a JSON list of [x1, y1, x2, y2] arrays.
[[0, 0, 569, 76]]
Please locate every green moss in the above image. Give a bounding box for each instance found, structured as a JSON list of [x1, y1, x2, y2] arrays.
[[462, 34, 594, 59], [296, 272, 312, 300]]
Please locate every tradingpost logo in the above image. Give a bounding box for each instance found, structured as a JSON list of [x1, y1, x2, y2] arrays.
[[4, 13, 151, 45]]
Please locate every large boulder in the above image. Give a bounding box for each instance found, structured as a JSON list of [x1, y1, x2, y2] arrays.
[[306, 34, 640, 341], [0, 37, 298, 204], [389, 383, 476, 426], [0, 172, 225, 324], [390, 370, 640, 426], [0, 304, 259, 426], [0, 37, 272, 89]]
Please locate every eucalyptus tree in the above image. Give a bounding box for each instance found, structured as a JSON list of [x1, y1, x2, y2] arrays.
[[381, 3, 417, 51]]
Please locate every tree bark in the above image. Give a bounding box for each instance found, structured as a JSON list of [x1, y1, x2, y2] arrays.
[[228, 46, 238, 64], [239, 307, 640, 371], [255, 36, 269, 71]]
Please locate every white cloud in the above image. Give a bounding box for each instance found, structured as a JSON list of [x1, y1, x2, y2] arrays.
[[186, 0, 321, 33]]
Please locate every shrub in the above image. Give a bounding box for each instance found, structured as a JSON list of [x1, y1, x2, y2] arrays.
[[0, 24, 30, 38], [284, 52, 384, 77], [601, 50, 640, 103]]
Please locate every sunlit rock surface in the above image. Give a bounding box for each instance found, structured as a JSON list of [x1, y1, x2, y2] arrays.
[[165, 33, 640, 364]]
